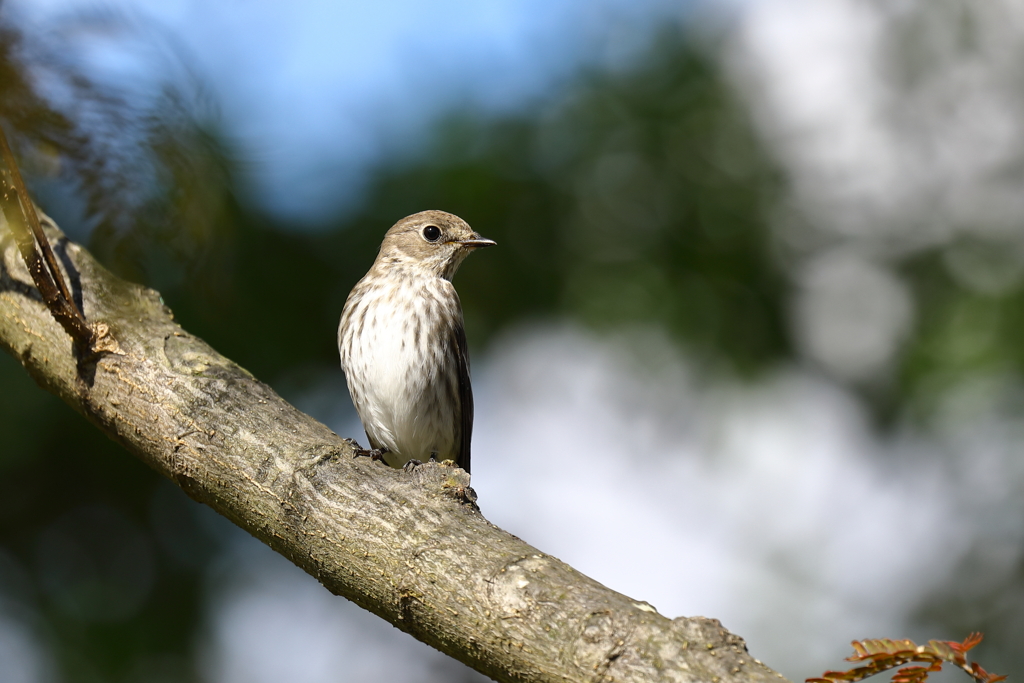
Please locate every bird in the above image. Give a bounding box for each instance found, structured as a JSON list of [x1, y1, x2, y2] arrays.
[[338, 210, 495, 474]]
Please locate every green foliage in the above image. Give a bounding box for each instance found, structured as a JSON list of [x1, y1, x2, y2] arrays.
[[327, 26, 792, 375], [0, 20, 798, 677], [897, 241, 1024, 418]]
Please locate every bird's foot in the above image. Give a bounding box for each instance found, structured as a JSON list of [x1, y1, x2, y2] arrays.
[[347, 439, 389, 464], [402, 453, 438, 472], [355, 448, 389, 464]]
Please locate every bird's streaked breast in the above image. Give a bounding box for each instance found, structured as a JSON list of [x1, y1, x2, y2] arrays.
[[339, 275, 462, 464]]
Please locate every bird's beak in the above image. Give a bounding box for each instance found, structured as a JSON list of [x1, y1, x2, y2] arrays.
[[459, 235, 497, 249]]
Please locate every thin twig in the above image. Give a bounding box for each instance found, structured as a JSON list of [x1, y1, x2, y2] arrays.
[[0, 122, 94, 350]]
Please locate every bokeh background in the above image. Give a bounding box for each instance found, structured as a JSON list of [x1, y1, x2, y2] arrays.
[[1, 0, 1023, 681]]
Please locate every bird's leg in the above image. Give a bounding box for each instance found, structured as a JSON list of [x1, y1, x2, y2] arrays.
[[346, 438, 389, 464]]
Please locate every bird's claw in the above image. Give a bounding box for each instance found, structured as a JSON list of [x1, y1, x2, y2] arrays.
[[348, 440, 389, 464], [403, 453, 440, 472]]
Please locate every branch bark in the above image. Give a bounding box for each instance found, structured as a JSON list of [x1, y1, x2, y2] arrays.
[[0, 211, 790, 683]]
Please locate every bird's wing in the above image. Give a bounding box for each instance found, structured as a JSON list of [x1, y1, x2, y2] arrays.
[[453, 320, 473, 474]]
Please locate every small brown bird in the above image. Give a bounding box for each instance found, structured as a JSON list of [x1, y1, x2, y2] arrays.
[[338, 210, 495, 474]]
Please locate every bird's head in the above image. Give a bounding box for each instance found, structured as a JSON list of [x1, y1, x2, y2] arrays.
[[375, 210, 496, 281]]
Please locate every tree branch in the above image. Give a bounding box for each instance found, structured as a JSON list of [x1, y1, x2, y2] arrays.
[[0, 211, 789, 683]]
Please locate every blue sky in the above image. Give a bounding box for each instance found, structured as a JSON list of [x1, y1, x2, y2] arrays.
[[11, 0, 687, 221]]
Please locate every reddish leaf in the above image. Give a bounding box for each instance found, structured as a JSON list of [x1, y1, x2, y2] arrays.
[[956, 633, 984, 654], [891, 662, 941, 683], [971, 662, 1008, 683], [807, 632, 1006, 683], [849, 639, 918, 660], [923, 640, 958, 663]]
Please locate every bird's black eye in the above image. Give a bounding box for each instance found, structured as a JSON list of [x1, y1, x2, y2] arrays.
[[422, 225, 441, 242]]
